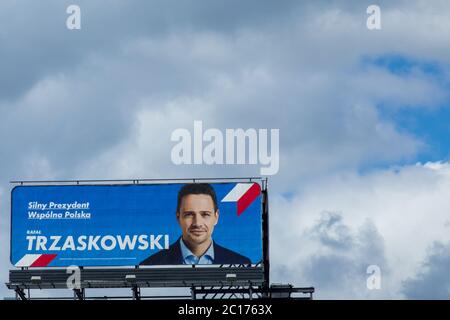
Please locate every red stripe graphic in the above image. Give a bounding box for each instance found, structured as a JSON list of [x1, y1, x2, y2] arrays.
[[237, 183, 261, 216], [30, 254, 57, 267]]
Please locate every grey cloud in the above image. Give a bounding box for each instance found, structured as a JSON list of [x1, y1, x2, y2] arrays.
[[310, 212, 354, 250], [1, 0, 447, 187], [0, 0, 302, 101], [402, 241, 450, 299], [271, 212, 389, 299]]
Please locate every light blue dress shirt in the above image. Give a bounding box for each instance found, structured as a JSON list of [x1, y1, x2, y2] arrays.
[[180, 238, 214, 265]]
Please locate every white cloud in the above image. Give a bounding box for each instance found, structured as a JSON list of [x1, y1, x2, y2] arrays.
[[270, 162, 450, 298]]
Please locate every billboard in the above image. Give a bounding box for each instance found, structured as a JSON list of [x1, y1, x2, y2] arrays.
[[10, 182, 263, 268]]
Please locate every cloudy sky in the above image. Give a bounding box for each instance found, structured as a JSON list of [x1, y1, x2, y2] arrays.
[[1, 0, 450, 299]]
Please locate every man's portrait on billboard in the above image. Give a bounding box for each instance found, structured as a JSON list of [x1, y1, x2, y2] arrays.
[[140, 183, 251, 265]]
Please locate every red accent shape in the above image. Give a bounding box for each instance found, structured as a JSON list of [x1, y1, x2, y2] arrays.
[[237, 183, 261, 216], [30, 254, 57, 267]]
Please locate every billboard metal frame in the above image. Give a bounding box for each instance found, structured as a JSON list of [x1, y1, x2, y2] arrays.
[[6, 177, 314, 300]]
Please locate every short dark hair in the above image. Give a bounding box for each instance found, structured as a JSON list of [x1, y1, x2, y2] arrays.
[[177, 183, 218, 213]]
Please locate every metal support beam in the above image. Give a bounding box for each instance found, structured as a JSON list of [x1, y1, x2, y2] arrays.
[[15, 288, 27, 300], [10, 177, 264, 185], [262, 186, 270, 298], [73, 288, 85, 300], [132, 286, 141, 300]]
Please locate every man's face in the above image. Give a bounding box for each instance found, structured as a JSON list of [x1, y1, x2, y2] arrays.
[[177, 194, 219, 247]]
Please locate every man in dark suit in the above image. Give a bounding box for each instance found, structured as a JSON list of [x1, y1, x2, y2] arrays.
[[140, 183, 251, 265]]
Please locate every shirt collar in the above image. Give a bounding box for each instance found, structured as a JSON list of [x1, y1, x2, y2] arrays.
[[180, 238, 214, 262]]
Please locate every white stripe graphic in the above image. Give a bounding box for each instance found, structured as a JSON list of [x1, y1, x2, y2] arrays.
[[221, 183, 253, 202], [15, 254, 41, 267]]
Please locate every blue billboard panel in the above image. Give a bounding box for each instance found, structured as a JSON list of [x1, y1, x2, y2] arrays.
[[11, 182, 262, 267]]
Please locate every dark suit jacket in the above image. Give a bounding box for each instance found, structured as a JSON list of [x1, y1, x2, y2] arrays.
[[140, 237, 251, 265]]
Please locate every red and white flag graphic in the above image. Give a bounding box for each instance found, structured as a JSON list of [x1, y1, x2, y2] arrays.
[[221, 183, 261, 216], [15, 254, 57, 267]]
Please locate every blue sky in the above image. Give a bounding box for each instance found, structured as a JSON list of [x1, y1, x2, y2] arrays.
[[393, 107, 450, 162], [357, 53, 450, 168], [378, 56, 449, 162]]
